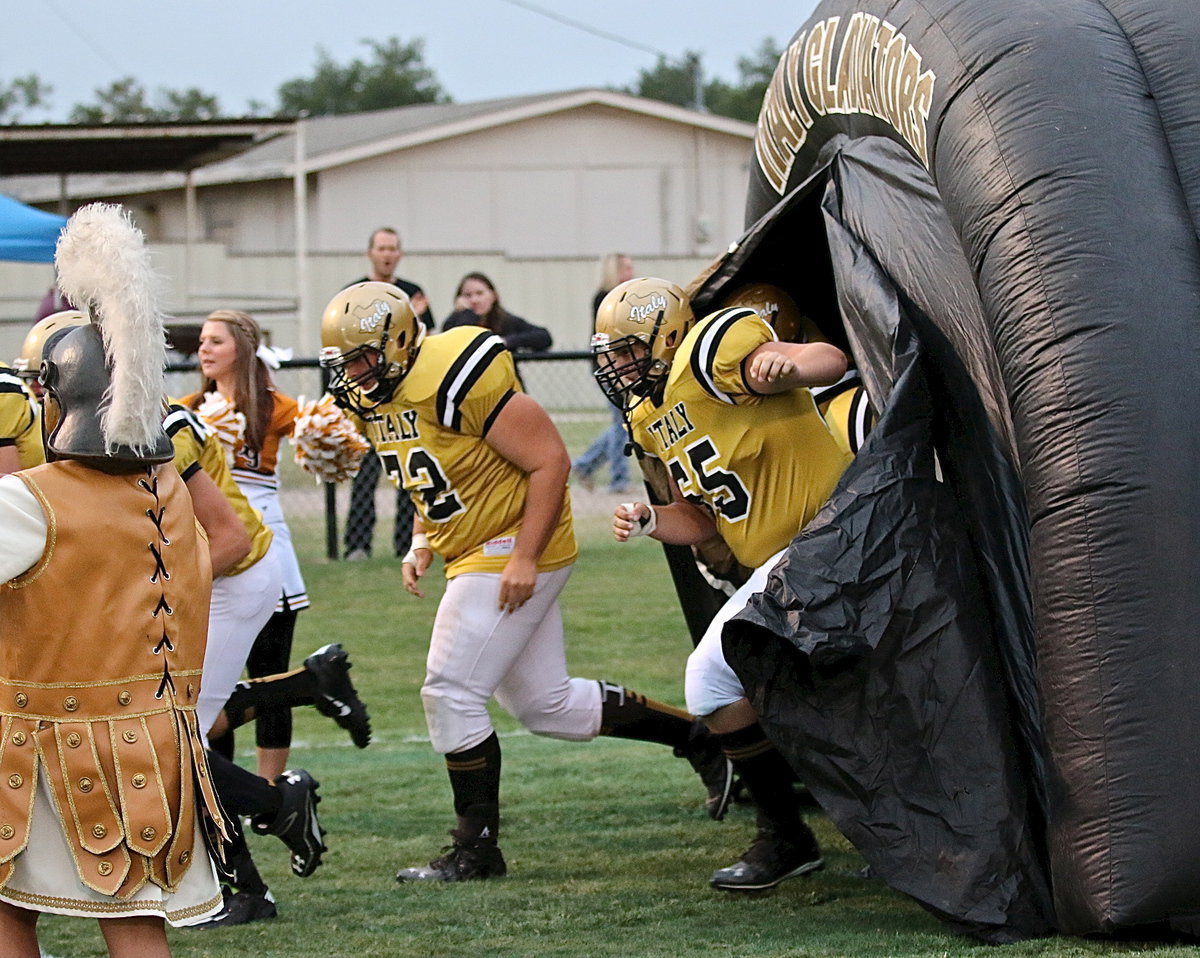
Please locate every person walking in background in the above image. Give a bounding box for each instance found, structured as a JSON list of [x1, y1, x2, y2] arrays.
[[5, 310, 101, 477], [572, 252, 635, 494], [442, 272, 552, 352], [187, 310, 309, 783], [343, 227, 433, 561], [163, 400, 369, 927]]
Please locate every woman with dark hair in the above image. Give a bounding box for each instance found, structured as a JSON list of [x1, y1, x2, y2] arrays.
[[443, 272, 552, 352], [186, 309, 308, 782]]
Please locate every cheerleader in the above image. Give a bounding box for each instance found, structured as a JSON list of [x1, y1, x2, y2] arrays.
[[187, 310, 308, 781]]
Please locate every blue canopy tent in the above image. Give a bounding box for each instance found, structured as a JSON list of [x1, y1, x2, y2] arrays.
[[0, 194, 65, 263]]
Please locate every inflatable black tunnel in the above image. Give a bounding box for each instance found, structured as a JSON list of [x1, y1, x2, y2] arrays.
[[683, 0, 1200, 940]]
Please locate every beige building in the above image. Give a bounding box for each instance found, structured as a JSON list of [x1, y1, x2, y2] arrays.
[[1, 90, 755, 359]]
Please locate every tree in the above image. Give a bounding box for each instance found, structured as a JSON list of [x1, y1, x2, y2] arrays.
[[70, 77, 155, 123], [704, 38, 783, 123], [0, 74, 52, 123], [623, 37, 783, 124], [158, 87, 223, 121], [276, 37, 448, 117], [625, 51, 705, 111], [69, 77, 224, 123]]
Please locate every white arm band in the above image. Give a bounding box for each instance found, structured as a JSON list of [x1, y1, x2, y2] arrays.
[[403, 533, 431, 566], [622, 502, 657, 537]]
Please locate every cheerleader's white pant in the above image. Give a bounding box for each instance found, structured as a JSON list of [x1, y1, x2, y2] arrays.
[[197, 551, 283, 735]]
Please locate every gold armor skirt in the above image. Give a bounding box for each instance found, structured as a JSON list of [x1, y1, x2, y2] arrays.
[[0, 777, 221, 925]]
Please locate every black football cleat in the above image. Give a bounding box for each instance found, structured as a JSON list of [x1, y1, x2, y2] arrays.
[[675, 718, 736, 821], [710, 819, 824, 892], [305, 643, 372, 748], [192, 887, 278, 928], [395, 840, 507, 883], [254, 769, 327, 878]]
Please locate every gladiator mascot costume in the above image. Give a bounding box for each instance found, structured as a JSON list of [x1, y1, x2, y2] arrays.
[[0, 204, 226, 927]]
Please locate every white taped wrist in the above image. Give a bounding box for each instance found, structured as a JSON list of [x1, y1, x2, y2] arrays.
[[622, 502, 657, 537], [410, 532, 430, 552]]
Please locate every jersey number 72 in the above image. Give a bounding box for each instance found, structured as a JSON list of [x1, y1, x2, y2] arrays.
[[378, 448, 465, 522]]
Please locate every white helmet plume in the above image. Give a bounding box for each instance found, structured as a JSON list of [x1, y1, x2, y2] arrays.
[[54, 203, 166, 455]]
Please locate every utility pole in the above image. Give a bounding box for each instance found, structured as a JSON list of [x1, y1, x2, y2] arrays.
[[690, 52, 706, 113]]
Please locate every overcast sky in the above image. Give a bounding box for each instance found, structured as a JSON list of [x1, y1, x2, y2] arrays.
[[8, 0, 819, 122]]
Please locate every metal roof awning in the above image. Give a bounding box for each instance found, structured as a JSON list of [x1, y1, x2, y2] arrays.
[[0, 117, 311, 352], [0, 120, 295, 175]]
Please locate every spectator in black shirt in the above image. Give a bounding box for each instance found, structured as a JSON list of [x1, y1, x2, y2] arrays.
[[349, 227, 435, 329]]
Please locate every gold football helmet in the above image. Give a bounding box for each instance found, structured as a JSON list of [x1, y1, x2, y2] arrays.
[[592, 277, 695, 410], [14, 310, 89, 383], [320, 282, 423, 414], [717, 283, 826, 344]]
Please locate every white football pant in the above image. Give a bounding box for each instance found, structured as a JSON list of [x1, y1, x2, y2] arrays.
[[685, 548, 785, 718], [422, 565, 601, 754]]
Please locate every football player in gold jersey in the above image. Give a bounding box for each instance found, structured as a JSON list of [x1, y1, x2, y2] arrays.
[[0, 362, 39, 475], [320, 282, 731, 883], [1, 308, 88, 475], [716, 282, 875, 455], [595, 277, 855, 892]]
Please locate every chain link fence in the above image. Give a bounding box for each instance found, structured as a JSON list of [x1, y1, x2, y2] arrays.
[[166, 350, 626, 561]]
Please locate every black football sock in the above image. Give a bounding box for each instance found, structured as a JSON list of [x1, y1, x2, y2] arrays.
[[446, 732, 502, 819], [717, 722, 810, 842], [223, 817, 269, 896], [247, 609, 298, 750], [222, 668, 317, 730], [596, 681, 692, 749], [206, 749, 283, 818], [453, 802, 501, 845], [208, 728, 235, 761]]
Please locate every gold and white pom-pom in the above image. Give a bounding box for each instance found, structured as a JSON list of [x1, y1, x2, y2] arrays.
[[196, 391, 246, 467], [291, 394, 370, 483]]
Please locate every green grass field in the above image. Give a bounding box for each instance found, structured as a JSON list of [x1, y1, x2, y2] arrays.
[[31, 509, 1199, 957]]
